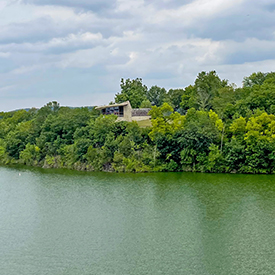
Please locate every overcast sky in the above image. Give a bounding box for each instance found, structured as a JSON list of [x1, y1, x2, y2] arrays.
[[0, 0, 274, 111]]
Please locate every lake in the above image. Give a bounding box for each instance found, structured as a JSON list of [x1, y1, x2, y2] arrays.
[[0, 166, 275, 274]]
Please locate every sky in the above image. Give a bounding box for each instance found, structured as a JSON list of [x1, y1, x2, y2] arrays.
[[0, 0, 275, 111]]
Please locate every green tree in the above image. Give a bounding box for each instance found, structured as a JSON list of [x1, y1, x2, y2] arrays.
[[5, 121, 34, 159], [89, 115, 118, 147], [118, 136, 133, 157], [164, 89, 184, 110], [211, 86, 236, 118], [177, 108, 224, 171], [149, 103, 185, 140], [245, 78, 275, 114], [194, 71, 227, 110], [146, 86, 166, 106], [242, 72, 275, 87], [0, 138, 7, 162], [19, 144, 41, 165], [115, 78, 147, 108], [180, 85, 198, 113], [140, 99, 152, 108]]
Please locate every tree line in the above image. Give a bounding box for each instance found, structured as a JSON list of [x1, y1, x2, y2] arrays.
[[1, 71, 275, 173]]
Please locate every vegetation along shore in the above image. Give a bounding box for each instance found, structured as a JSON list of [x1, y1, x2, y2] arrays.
[[1, 71, 275, 174]]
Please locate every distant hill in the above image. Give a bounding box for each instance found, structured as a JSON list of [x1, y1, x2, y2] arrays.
[[66, 106, 95, 110], [0, 106, 96, 119], [8, 106, 95, 112]]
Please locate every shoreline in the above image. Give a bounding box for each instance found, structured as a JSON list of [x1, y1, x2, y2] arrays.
[[1, 160, 275, 175]]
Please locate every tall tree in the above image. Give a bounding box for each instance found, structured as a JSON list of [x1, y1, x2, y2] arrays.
[[243, 72, 269, 87], [115, 78, 147, 108], [146, 86, 166, 106], [164, 89, 184, 110], [194, 71, 227, 110]]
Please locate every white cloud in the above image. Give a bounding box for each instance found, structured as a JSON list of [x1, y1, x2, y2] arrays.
[[49, 32, 103, 47], [0, 32, 103, 53], [0, 52, 10, 58], [148, 0, 246, 25], [11, 65, 40, 74], [115, 0, 145, 12], [0, 84, 17, 93], [0, 1, 8, 11], [57, 47, 107, 68]]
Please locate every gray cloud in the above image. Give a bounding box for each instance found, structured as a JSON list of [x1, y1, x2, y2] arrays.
[[222, 39, 275, 64], [145, 0, 194, 9], [226, 51, 275, 65], [0, 18, 68, 44], [20, 0, 194, 12], [190, 5, 275, 42], [265, 4, 275, 12], [19, 0, 116, 13]]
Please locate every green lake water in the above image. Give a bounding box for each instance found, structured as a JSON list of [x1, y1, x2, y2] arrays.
[[0, 166, 275, 275]]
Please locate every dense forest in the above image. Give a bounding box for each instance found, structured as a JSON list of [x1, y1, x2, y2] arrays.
[[1, 71, 275, 173]]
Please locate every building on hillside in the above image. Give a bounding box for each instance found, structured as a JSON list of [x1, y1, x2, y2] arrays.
[[95, 101, 151, 122]]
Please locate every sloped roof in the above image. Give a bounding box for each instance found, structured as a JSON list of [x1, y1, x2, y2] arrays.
[[95, 101, 130, 110]]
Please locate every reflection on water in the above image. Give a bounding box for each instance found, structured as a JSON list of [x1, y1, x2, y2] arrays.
[[0, 166, 275, 274]]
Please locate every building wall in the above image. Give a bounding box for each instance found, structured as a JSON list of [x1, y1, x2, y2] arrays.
[[132, 108, 151, 116], [117, 116, 126, 122], [123, 101, 132, 122]]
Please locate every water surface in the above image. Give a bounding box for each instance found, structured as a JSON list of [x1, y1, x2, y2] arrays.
[[1, 166, 275, 274]]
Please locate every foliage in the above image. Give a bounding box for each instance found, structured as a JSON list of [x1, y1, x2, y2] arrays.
[[140, 99, 152, 108], [20, 144, 41, 165], [115, 78, 147, 108], [165, 89, 184, 110], [149, 103, 185, 139], [1, 70, 275, 174], [242, 72, 275, 88], [146, 86, 166, 107]]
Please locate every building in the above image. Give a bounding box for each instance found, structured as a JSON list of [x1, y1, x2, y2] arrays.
[[95, 101, 151, 122]]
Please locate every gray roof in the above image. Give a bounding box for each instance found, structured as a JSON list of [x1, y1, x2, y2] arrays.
[[95, 101, 130, 110]]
